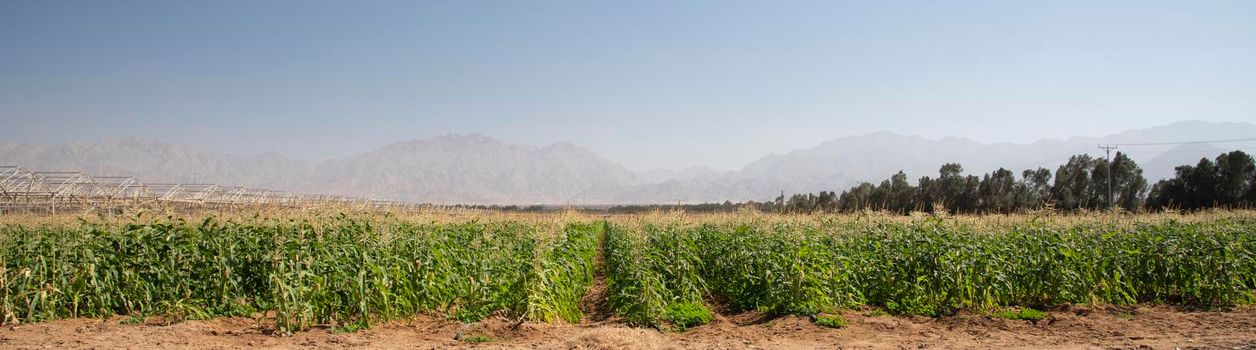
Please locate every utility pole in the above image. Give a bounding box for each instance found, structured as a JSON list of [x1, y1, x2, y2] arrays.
[[1098, 144, 1118, 210]]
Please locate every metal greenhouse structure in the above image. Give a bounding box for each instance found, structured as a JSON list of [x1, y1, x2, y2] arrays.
[[0, 165, 417, 214]]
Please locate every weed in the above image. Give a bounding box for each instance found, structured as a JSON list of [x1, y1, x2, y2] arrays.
[[664, 302, 713, 330], [993, 308, 1047, 321], [814, 314, 847, 328]]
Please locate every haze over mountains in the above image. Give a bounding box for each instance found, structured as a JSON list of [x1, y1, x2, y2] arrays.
[[2, 121, 1254, 204]]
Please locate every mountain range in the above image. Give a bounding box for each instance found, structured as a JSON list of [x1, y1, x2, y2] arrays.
[[2, 121, 1254, 204]]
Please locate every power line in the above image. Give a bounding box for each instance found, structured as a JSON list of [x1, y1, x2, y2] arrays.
[[1118, 146, 1256, 155], [1035, 146, 1103, 164], [1113, 138, 1256, 147]]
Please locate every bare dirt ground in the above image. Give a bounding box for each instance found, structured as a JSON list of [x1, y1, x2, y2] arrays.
[[3, 305, 1256, 349]]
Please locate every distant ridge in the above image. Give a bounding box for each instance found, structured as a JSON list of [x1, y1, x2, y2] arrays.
[[312, 134, 639, 203], [3, 121, 1254, 204]]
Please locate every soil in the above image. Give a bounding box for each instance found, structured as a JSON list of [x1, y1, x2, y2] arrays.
[[2, 305, 1255, 349], [578, 231, 615, 325]]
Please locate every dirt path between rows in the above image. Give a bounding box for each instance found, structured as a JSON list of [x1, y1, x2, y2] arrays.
[[578, 225, 614, 325], [3, 305, 1256, 349]]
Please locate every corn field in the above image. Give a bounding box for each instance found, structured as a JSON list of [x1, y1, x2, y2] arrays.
[[0, 213, 599, 333], [2, 211, 1254, 331]]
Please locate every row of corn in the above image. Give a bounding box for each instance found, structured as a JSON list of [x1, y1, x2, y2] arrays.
[[601, 214, 1256, 328], [2, 213, 1254, 331], [0, 215, 598, 333]]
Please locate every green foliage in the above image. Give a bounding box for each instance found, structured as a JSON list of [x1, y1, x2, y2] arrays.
[[698, 221, 859, 316], [2, 213, 1255, 335], [0, 215, 600, 333], [992, 308, 1047, 321], [120, 315, 144, 325], [606, 215, 1256, 323], [604, 221, 707, 328], [664, 302, 712, 330], [1149, 150, 1256, 210], [524, 222, 600, 323], [813, 314, 847, 328]]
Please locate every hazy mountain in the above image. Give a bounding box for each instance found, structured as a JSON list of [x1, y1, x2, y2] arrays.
[[635, 166, 725, 184], [2, 121, 1253, 204], [0, 134, 640, 204], [314, 134, 638, 203], [1141, 144, 1226, 181], [0, 138, 312, 189], [622, 121, 1256, 202]]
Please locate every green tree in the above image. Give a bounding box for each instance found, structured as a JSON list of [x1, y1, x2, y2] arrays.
[[1146, 151, 1255, 211], [1215, 150, 1255, 206], [1109, 152, 1148, 211], [915, 176, 938, 213], [1186, 158, 1219, 208], [1051, 155, 1095, 211], [839, 183, 875, 212], [1087, 157, 1111, 209], [888, 171, 914, 213], [1018, 168, 1052, 209], [1148, 165, 1192, 210], [978, 168, 1016, 213], [937, 163, 968, 213], [1248, 165, 1256, 204]]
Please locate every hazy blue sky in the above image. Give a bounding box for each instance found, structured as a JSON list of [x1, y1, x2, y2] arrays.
[[2, 1, 1254, 170]]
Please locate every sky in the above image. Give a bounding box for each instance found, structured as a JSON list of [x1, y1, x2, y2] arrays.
[[2, 1, 1255, 171]]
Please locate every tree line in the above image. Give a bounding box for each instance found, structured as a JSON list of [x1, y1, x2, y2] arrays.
[[608, 150, 1256, 214]]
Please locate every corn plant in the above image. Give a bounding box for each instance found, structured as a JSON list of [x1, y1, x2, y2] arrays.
[[2, 211, 1254, 333]]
